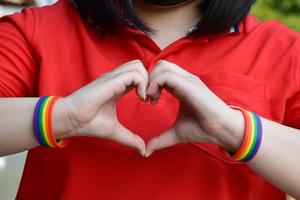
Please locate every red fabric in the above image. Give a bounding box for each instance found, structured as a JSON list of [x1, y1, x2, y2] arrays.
[[1, 0, 300, 199]]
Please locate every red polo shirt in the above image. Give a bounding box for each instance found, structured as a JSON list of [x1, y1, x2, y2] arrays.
[[1, 0, 300, 199]]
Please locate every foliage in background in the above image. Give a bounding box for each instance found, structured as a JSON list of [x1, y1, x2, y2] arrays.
[[266, 0, 300, 13], [252, 0, 300, 32]]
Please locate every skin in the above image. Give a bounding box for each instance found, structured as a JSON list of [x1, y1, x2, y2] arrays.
[[0, 0, 299, 198], [133, 0, 202, 49]]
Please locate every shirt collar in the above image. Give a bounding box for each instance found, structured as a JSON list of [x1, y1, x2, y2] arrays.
[[187, 23, 240, 35], [229, 24, 240, 34]]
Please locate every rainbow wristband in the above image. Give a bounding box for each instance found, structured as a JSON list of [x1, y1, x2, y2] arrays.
[[33, 96, 68, 148], [222, 106, 262, 162]]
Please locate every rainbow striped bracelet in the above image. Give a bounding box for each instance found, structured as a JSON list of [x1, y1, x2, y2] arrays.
[[222, 106, 263, 162], [33, 96, 68, 148]]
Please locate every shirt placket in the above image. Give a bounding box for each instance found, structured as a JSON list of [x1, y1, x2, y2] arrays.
[[123, 26, 208, 71]]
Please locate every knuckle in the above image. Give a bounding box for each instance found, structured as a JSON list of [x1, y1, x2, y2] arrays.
[[133, 68, 143, 76], [134, 66, 147, 78], [130, 71, 141, 79], [125, 60, 142, 70], [164, 72, 174, 82], [104, 131, 115, 140], [134, 59, 143, 64], [150, 137, 159, 147], [130, 59, 141, 65], [137, 74, 145, 84], [161, 64, 170, 74], [132, 134, 141, 142], [132, 60, 144, 68], [158, 60, 167, 66], [174, 131, 184, 142], [161, 70, 171, 79]]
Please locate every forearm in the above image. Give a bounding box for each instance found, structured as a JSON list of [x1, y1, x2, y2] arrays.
[[0, 98, 71, 157], [249, 118, 300, 198], [217, 110, 300, 199]]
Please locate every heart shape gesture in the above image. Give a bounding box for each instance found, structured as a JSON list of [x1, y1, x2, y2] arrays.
[[60, 60, 242, 157], [145, 60, 242, 157], [61, 60, 148, 156]]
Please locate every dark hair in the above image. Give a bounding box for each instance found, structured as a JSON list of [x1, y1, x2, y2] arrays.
[[72, 0, 256, 35]]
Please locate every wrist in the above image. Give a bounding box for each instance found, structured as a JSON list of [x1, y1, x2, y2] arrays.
[[213, 108, 245, 152], [52, 97, 77, 139]]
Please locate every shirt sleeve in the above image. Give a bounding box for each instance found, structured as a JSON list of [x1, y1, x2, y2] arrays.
[[0, 8, 37, 97], [283, 38, 300, 129]]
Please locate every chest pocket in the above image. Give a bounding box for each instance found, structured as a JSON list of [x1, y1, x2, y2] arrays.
[[191, 71, 270, 164], [199, 71, 270, 117]]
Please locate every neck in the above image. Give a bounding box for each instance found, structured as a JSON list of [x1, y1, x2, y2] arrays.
[[132, 0, 202, 35]]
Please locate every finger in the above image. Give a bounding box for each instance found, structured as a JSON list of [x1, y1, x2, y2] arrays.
[[149, 60, 190, 83], [91, 60, 148, 101], [120, 61, 148, 101], [112, 60, 148, 87], [112, 70, 147, 101], [145, 128, 181, 157], [127, 70, 147, 101], [110, 124, 146, 156], [125, 60, 149, 87], [147, 71, 184, 101], [146, 72, 174, 103], [148, 85, 162, 105]]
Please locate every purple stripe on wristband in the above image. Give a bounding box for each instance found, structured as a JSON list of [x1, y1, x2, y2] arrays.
[[245, 112, 262, 162], [33, 96, 47, 146]]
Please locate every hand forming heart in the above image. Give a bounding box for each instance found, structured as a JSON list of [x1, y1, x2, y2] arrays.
[[57, 60, 244, 157]]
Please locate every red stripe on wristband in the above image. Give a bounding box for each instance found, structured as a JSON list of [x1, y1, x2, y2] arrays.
[[221, 106, 263, 162], [33, 96, 69, 148]]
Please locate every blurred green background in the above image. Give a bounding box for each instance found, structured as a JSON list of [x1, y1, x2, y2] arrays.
[[252, 0, 300, 32]]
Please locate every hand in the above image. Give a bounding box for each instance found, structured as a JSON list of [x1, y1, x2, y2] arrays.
[[55, 60, 148, 156], [145, 60, 244, 157]]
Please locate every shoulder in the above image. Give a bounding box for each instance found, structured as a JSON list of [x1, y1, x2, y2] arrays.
[[0, 0, 77, 27], [244, 14, 300, 70], [0, 0, 81, 46], [240, 15, 300, 95], [31, 0, 80, 27], [243, 15, 300, 45]]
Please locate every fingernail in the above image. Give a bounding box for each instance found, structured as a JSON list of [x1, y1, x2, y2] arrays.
[[143, 94, 147, 102], [139, 148, 146, 157], [145, 150, 153, 158], [150, 99, 158, 105], [140, 94, 146, 102]]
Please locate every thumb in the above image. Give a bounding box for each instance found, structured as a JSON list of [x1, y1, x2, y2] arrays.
[[110, 124, 146, 156], [145, 128, 181, 158]]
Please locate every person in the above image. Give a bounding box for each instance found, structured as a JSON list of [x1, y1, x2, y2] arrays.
[[0, 0, 299, 199]]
